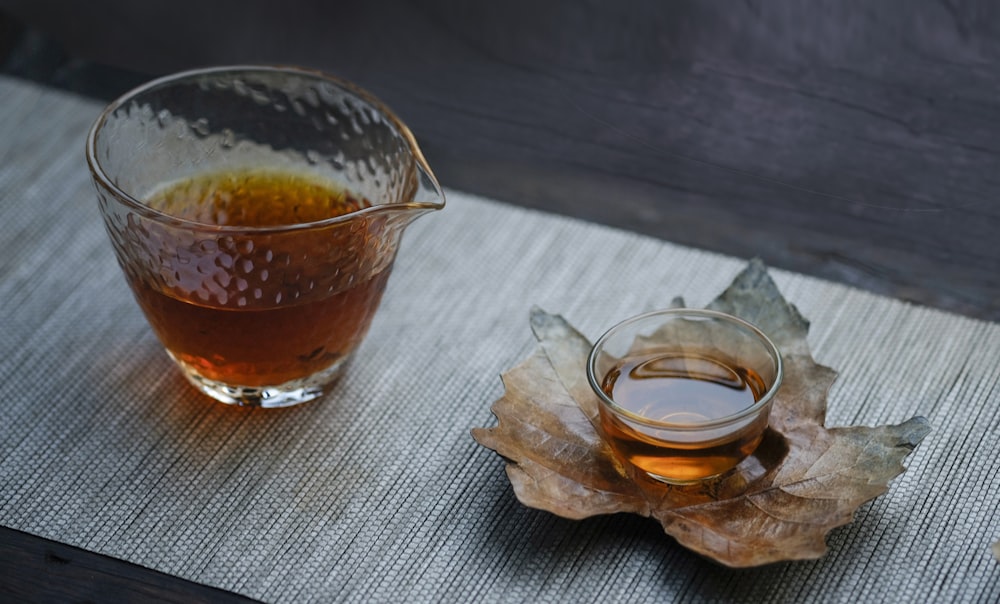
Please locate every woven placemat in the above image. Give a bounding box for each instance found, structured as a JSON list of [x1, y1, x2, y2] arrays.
[[1, 76, 998, 603]]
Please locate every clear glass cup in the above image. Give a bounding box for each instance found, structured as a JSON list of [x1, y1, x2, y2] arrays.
[[86, 66, 444, 407], [587, 309, 783, 484]]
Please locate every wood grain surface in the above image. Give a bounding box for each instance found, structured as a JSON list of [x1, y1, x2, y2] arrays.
[[0, 526, 259, 603], [3, 0, 998, 320]]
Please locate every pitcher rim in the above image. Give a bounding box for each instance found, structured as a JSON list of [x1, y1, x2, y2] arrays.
[[85, 64, 445, 234]]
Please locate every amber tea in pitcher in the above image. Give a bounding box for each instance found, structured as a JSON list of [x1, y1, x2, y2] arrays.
[[133, 169, 390, 388]]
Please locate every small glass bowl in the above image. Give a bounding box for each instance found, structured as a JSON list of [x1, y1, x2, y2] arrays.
[[587, 309, 783, 485]]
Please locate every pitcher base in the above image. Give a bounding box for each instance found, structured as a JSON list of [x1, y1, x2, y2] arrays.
[[176, 356, 351, 407]]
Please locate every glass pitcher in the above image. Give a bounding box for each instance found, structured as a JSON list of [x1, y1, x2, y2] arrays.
[[86, 66, 445, 407]]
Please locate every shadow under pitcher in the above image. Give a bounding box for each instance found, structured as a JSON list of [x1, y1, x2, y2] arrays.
[[86, 65, 445, 407]]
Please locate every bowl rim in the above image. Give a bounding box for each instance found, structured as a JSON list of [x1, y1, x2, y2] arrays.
[[586, 307, 784, 431]]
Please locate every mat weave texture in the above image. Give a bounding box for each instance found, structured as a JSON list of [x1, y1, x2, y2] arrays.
[[1, 76, 998, 602]]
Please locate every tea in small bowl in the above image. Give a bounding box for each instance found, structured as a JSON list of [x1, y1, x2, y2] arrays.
[[587, 309, 783, 485]]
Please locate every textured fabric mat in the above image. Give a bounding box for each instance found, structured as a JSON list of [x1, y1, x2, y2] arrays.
[[1, 76, 998, 603]]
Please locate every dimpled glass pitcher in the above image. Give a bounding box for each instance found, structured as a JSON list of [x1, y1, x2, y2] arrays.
[[86, 66, 445, 407]]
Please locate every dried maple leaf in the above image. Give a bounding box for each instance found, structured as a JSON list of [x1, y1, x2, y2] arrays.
[[472, 260, 930, 567]]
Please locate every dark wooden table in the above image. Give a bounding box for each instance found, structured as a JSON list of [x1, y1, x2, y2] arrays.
[[2, 1, 998, 601]]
